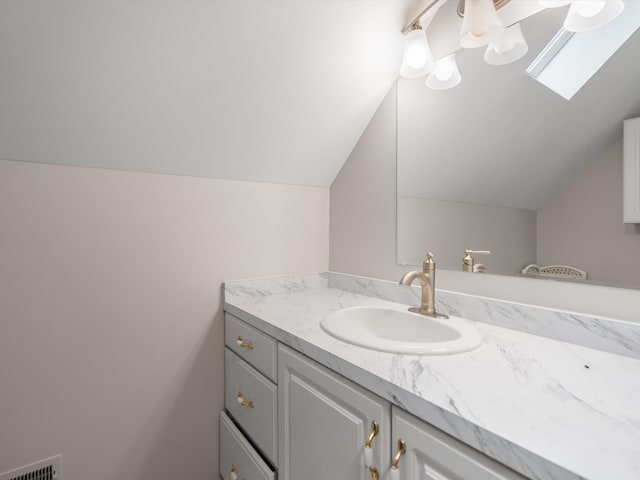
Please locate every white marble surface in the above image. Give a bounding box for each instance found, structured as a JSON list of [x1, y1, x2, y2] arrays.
[[327, 272, 640, 359], [224, 273, 640, 480]]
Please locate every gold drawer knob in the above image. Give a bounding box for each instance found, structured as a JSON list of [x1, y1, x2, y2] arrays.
[[230, 464, 245, 480], [236, 336, 254, 350], [236, 391, 254, 408]]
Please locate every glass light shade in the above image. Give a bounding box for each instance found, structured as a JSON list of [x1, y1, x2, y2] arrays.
[[484, 23, 529, 65], [403, 27, 432, 65], [564, 0, 624, 32], [426, 55, 462, 90], [400, 28, 434, 78], [538, 0, 572, 7], [400, 58, 433, 78], [459, 0, 505, 48]]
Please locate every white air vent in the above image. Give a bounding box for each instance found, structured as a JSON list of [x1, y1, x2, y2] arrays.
[[0, 455, 62, 480]]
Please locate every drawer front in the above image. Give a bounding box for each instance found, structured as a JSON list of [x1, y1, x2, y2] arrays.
[[225, 313, 277, 382], [219, 411, 275, 480], [225, 348, 278, 464]]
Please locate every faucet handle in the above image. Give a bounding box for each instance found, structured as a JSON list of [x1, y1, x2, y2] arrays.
[[463, 250, 491, 272], [422, 252, 435, 272]]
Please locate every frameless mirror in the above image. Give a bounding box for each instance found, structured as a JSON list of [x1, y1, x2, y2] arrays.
[[397, 7, 640, 289]]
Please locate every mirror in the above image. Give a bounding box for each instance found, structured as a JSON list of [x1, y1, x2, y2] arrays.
[[397, 6, 640, 289]]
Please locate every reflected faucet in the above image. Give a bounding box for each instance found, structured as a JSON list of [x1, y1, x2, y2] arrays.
[[462, 250, 491, 272], [399, 252, 447, 318]]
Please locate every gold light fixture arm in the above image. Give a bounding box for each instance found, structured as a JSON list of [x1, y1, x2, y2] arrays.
[[401, 0, 445, 34], [402, 0, 515, 34], [457, 0, 511, 17]]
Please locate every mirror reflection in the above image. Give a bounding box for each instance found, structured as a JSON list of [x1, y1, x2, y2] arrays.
[[397, 7, 640, 289]]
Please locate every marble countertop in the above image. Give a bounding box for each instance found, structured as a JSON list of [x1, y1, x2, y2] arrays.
[[223, 272, 640, 480]]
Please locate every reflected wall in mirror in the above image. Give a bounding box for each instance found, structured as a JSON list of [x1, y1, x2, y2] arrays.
[[397, 6, 640, 289]]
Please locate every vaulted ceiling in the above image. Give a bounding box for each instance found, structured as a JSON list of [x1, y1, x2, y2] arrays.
[[1, 0, 638, 200], [0, 0, 418, 186]]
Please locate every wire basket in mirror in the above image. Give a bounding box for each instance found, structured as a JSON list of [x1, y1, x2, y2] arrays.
[[521, 264, 587, 280]]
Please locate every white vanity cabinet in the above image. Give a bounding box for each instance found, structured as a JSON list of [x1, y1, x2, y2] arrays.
[[222, 311, 529, 480], [278, 344, 391, 480], [220, 313, 278, 479], [390, 407, 525, 480]]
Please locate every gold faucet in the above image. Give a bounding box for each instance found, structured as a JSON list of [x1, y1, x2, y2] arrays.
[[399, 252, 447, 318], [462, 250, 491, 272]]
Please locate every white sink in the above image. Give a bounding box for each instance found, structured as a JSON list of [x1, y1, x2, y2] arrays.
[[320, 306, 482, 355]]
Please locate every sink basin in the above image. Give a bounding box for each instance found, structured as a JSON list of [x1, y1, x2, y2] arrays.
[[320, 306, 482, 355]]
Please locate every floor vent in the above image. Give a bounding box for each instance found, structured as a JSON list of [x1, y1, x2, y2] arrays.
[[0, 455, 62, 480]]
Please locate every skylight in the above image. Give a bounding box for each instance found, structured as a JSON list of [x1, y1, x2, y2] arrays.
[[527, 1, 640, 100]]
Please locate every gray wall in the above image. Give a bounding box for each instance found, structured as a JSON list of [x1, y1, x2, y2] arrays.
[[398, 196, 536, 273], [330, 85, 640, 322], [0, 160, 329, 479], [538, 140, 640, 288]]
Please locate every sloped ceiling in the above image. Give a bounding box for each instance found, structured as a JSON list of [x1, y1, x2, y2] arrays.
[[0, 0, 418, 187], [2, 0, 637, 198], [398, 3, 640, 211]]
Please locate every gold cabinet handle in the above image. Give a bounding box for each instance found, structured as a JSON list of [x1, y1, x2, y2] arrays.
[[236, 336, 254, 350], [369, 466, 380, 480], [364, 420, 379, 467], [236, 391, 254, 408], [391, 439, 406, 470], [365, 420, 380, 448]]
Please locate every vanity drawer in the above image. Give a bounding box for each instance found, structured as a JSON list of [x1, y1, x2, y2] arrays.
[[225, 313, 277, 382], [225, 348, 278, 464], [219, 411, 275, 480]]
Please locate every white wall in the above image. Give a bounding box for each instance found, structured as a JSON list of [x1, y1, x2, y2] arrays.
[[0, 160, 329, 479], [330, 85, 640, 322], [538, 140, 640, 288]]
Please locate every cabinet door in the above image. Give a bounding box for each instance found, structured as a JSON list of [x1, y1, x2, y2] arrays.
[[278, 344, 391, 480], [391, 407, 525, 480]]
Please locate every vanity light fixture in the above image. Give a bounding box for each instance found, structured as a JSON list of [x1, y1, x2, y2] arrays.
[[484, 23, 528, 65], [539, 0, 624, 32], [459, 0, 504, 48], [426, 54, 462, 89], [400, 23, 435, 78], [400, 0, 626, 91], [563, 0, 624, 32]]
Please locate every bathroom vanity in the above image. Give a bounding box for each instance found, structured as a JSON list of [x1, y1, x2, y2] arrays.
[[219, 272, 640, 480]]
